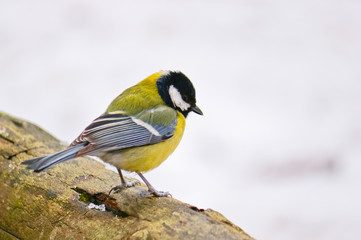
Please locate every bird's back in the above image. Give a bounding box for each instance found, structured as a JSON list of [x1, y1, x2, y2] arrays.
[[107, 71, 166, 116]]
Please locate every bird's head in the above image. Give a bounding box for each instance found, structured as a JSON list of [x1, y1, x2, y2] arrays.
[[156, 71, 203, 117]]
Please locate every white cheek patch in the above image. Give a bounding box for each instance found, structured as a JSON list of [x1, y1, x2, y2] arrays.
[[168, 85, 191, 111]]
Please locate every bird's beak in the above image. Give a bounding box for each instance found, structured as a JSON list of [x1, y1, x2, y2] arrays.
[[191, 105, 203, 115]]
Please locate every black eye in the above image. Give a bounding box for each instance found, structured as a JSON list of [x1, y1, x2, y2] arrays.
[[183, 95, 190, 102]]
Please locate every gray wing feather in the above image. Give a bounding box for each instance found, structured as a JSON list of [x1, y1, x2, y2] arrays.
[[73, 112, 177, 155]]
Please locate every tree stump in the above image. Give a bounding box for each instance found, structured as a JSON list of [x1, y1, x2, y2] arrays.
[[0, 112, 254, 240]]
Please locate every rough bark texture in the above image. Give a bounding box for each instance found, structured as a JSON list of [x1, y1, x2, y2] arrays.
[[0, 112, 254, 240]]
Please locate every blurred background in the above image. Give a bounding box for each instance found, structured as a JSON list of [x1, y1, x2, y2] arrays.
[[1, 0, 361, 239]]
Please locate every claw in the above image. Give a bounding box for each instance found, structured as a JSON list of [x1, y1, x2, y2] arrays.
[[137, 190, 172, 198], [108, 180, 140, 195], [136, 172, 172, 198]]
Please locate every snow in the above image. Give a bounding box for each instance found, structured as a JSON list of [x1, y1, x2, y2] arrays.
[[88, 203, 106, 212], [1, 0, 361, 239]]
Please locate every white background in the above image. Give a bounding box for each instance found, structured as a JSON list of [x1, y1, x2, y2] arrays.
[[1, 1, 361, 239]]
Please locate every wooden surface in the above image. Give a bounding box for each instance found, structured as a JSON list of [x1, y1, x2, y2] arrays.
[[0, 112, 254, 240]]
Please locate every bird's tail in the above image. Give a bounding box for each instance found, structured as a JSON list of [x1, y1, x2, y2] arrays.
[[22, 142, 88, 172]]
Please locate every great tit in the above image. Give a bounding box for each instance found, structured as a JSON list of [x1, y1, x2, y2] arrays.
[[22, 70, 203, 197]]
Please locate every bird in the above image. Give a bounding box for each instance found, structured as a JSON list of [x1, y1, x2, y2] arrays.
[[22, 70, 203, 197]]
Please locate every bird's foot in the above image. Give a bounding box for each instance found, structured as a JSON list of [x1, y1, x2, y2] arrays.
[[137, 189, 172, 198], [108, 180, 140, 195]]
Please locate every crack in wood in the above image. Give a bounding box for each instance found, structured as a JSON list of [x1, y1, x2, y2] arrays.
[[5, 149, 29, 160], [0, 134, 15, 144], [71, 187, 130, 218], [0, 225, 22, 240], [4, 147, 40, 160]]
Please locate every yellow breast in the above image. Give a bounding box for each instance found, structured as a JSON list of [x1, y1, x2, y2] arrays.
[[101, 112, 186, 173]]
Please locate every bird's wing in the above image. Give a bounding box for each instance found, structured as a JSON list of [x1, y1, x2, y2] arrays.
[[72, 106, 177, 156]]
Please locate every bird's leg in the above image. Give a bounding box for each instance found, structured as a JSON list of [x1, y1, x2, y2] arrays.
[[137, 172, 171, 197], [108, 168, 140, 195]]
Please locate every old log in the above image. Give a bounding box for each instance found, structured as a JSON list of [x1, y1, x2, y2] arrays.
[[0, 112, 254, 240]]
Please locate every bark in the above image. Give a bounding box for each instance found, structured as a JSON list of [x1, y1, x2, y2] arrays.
[[0, 112, 254, 240]]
